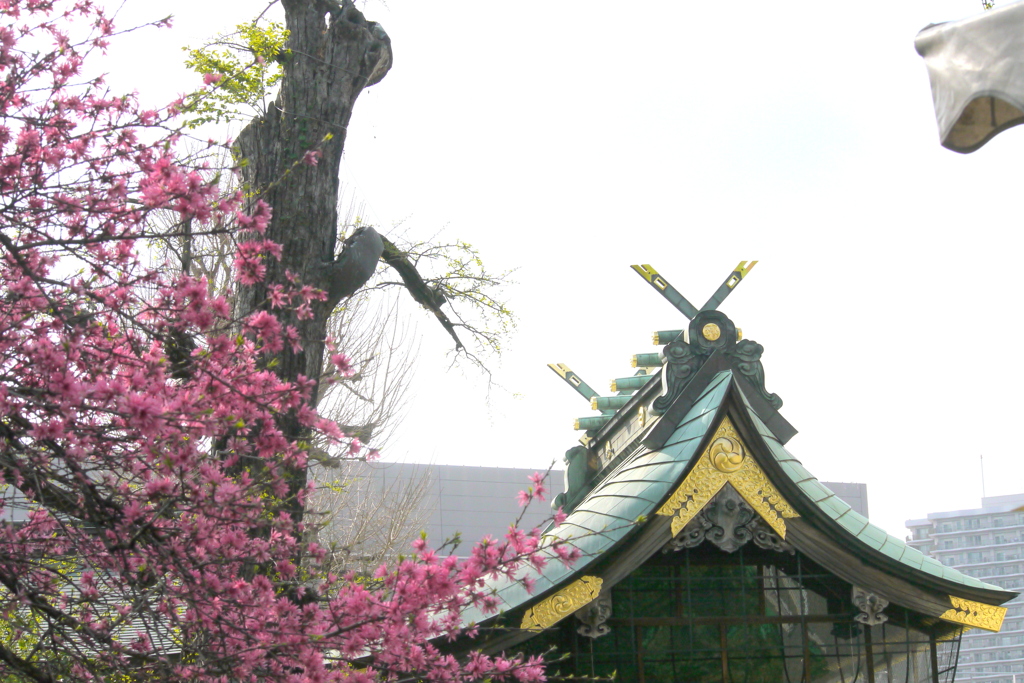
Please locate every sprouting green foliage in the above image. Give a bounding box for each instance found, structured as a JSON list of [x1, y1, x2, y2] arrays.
[[0, 556, 78, 678], [432, 239, 517, 355], [182, 22, 290, 128], [361, 227, 518, 364], [0, 598, 45, 665]]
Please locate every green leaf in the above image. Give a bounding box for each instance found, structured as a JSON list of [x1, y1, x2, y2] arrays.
[[182, 21, 290, 128]]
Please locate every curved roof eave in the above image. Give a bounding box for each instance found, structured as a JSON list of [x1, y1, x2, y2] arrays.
[[460, 370, 733, 627], [463, 370, 1016, 633], [731, 385, 1015, 602]]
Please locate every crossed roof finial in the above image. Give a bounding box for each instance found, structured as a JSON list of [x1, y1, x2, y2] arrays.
[[548, 260, 794, 459], [547, 262, 759, 405], [631, 261, 758, 322]]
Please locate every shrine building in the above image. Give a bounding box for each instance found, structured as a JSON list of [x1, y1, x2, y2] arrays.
[[456, 262, 1016, 683]]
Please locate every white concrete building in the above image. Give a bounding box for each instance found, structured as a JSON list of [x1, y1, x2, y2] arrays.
[[907, 494, 1024, 683]]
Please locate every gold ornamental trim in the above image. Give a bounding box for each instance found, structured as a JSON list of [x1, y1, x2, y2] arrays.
[[656, 415, 798, 538], [939, 596, 1007, 632], [520, 576, 603, 632]]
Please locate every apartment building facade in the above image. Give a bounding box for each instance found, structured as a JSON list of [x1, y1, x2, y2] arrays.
[[907, 493, 1024, 683]]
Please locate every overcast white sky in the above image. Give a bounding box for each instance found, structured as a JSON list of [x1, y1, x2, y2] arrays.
[[100, 0, 1024, 539]]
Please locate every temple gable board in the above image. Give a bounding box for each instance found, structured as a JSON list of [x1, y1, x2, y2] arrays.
[[451, 262, 1014, 683]]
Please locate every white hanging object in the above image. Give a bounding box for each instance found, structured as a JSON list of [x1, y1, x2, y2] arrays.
[[916, 1, 1024, 153]]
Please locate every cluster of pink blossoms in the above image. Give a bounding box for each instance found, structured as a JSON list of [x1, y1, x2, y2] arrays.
[[0, 2, 562, 682]]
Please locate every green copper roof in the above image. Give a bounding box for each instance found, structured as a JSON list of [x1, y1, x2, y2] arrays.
[[497, 264, 1013, 638], [737, 389, 1002, 592], [461, 371, 733, 625], [464, 367, 1000, 629]]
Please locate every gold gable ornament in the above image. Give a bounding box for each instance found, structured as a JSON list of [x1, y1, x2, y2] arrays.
[[520, 576, 603, 632], [939, 595, 1007, 633], [657, 415, 798, 538]]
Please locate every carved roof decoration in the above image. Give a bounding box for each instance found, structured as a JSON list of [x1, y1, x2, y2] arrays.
[[461, 263, 1016, 646], [549, 262, 795, 513]]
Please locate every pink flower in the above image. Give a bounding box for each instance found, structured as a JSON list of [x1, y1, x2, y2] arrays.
[[122, 392, 163, 436], [330, 352, 354, 378], [528, 472, 547, 501], [553, 543, 581, 567], [144, 477, 176, 498], [233, 253, 266, 285], [246, 310, 283, 352], [0, 4, 558, 682]]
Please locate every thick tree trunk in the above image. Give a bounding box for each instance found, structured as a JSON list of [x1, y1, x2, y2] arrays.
[[235, 0, 391, 516]]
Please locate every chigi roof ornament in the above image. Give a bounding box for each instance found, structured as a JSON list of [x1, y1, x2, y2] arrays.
[[631, 260, 757, 320], [549, 262, 793, 510]]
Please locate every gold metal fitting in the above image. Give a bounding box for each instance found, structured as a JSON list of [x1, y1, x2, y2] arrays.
[[573, 419, 580, 430], [631, 355, 638, 368], [737, 328, 743, 341], [710, 436, 745, 473], [652, 331, 660, 345], [702, 323, 721, 341], [548, 362, 571, 378], [610, 380, 618, 392], [735, 260, 757, 277], [590, 397, 598, 410], [726, 260, 758, 289], [631, 264, 658, 283]]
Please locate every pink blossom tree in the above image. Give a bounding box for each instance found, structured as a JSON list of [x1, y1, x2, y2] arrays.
[[0, 1, 558, 681]]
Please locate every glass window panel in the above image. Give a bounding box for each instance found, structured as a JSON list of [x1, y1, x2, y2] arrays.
[[639, 625, 672, 655], [639, 656, 677, 682], [668, 655, 721, 683], [667, 625, 723, 683], [729, 653, 804, 683], [590, 619, 637, 659], [590, 627, 638, 682], [727, 622, 804, 683], [806, 621, 870, 683], [591, 655, 638, 683], [677, 624, 723, 659], [868, 620, 940, 683], [686, 565, 736, 617], [513, 545, 953, 683], [631, 581, 675, 618]]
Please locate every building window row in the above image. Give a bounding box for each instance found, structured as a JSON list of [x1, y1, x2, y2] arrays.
[[964, 566, 1024, 579], [939, 553, 1022, 568], [935, 535, 1024, 549], [908, 504, 1024, 683], [909, 514, 1024, 537]]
